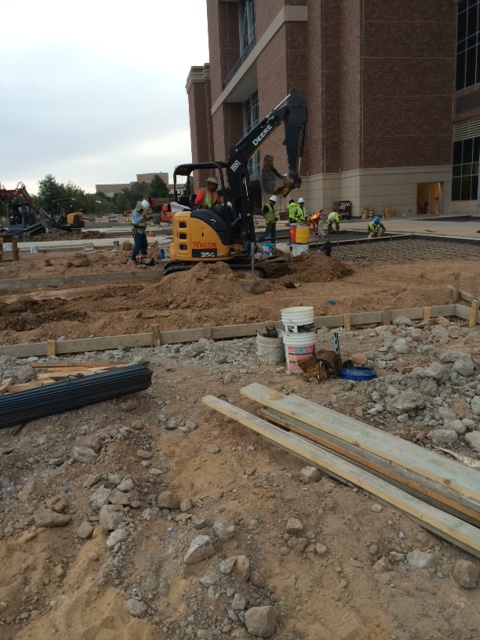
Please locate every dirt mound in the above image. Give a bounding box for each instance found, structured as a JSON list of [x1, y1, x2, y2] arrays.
[[287, 250, 354, 283], [155, 262, 246, 310]]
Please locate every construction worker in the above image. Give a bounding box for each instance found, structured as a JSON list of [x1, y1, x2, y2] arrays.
[[310, 209, 324, 235], [130, 199, 152, 264], [194, 176, 222, 210], [287, 198, 298, 225], [293, 197, 307, 223], [327, 210, 340, 234], [368, 217, 386, 238], [258, 195, 278, 244]]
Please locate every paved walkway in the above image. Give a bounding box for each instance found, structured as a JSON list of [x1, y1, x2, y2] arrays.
[[9, 215, 480, 253]]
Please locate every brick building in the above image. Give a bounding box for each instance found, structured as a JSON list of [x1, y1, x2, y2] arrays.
[[187, 0, 469, 218]]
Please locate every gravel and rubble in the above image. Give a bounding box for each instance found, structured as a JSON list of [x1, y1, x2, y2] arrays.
[[1, 317, 480, 639]]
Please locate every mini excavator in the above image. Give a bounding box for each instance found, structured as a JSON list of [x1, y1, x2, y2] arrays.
[[0, 183, 84, 237], [163, 89, 307, 277]]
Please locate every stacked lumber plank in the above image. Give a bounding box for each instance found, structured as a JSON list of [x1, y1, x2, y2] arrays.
[[0, 361, 128, 395], [202, 383, 480, 558]]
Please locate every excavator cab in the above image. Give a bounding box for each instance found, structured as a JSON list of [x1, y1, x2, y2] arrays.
[[167, 162, 246, 270]]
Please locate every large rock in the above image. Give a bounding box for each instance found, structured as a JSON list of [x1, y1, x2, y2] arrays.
[[184, 535, 216, 565], [453, 560, 479, 589], [427, 429, 459, 446], [158, 491, 180, 509], [464, 431, 480, 453], [244, 606, 277, 638], [99, 504, 124, 531], [387, 391, 425, 415], [33, 509, 71, 528], [73, 446, 98, 463], [213, 520, 236, 542], [126, 598, 147, 618]]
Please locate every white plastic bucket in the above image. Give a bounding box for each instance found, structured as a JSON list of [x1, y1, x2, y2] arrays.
[[256, 332, 285, 365], [291, 243, 309, 257], [281, 306, 314, 334], [282, 331, 316, 373]]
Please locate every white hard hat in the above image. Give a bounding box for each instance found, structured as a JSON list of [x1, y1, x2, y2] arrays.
[[207, 175, 218, 185], [141, 199, 151, 211], [269, 195, 277, 203], [298, 197, 304, 204], [227, 202, 232, 208]]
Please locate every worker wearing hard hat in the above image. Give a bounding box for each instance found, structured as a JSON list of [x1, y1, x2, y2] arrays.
[[287, 198, 297, 225], [258, 195, 278, 244], [295, 197, 308, 223], [130, 199, 152, 264], [326, 210, 341, 234], [368, 217, 386, 238], [194, 176, 222, 210]]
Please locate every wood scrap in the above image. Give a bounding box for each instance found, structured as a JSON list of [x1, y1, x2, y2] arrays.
[[31, 361, 128, 370], [432, 446, 480, 470], [36, 368, 111, 380], [202, 394, 480, 559], [0, 378, 13, 396]]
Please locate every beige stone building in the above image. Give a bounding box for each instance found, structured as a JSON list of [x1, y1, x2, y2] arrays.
[[95, 173, 170, 198]]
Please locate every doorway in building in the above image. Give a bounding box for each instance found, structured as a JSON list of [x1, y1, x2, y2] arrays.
[[417, 183, 442, 215]]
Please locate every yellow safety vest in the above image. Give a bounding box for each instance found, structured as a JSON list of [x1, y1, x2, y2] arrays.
[[328, 212, 339, 223], [200, 188, 217, 208], [264, 202, 276, 224], [131, 212, 147, 232], [288, 202, 298, 220]]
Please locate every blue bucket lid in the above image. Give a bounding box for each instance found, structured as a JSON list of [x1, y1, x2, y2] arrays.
[[339, 366, 377, 381]]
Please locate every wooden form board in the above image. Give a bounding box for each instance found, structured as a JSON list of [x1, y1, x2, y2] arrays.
[[241, 383, 480, 505], [259, 407, 480, 526], [0, 304, 462, 358], [202, 395, 480, 559], [0, 270, 161, 291]]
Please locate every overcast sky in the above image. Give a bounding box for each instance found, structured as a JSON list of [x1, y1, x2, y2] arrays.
[[0, 1, 210, 195]]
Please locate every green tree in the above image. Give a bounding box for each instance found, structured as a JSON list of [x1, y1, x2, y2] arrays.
[[149, 174, 170, 198], [36, 174, 65, 213], [115, 192, 131, 212]]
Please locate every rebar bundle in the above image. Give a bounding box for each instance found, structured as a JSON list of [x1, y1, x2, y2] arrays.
[[0, 363, 152, 430]]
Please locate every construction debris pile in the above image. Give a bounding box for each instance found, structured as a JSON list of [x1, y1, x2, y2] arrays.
[[1, 312, 480, 639]]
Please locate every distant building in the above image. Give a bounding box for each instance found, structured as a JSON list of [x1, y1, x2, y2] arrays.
[[95, 173, 170, 198], [186, 0, 465, 218]]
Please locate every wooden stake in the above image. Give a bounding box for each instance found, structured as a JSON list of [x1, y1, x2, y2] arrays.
[[382, 309, 391, 326], [151, 324, 161, 347], [468, 299, 479, 328], [46, 340, 56, 357], [423, 307, 432, 322], [453, 272, 460, 303], [343, 314, 351, 331]]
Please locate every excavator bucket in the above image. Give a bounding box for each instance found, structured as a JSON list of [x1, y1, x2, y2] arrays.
[[261, 155, 302, 197]]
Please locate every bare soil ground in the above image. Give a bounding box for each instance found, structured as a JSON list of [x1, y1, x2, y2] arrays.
[[1, 245, 480, 640]]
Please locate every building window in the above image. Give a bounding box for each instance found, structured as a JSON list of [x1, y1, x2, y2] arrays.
[[456, 0, 480, 90], [451, 137, 480, 200], [244, 91, 260, 178], [239, 0, 255, 55]]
